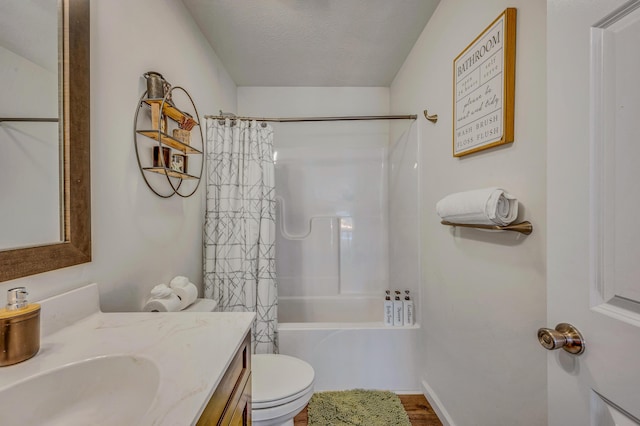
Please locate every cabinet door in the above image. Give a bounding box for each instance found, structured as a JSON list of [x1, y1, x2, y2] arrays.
[[227, 374, 251, 426], [197, 333, 251, 425]]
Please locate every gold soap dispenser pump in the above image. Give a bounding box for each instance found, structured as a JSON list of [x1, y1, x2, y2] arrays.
[[0, 287, 41, 366]]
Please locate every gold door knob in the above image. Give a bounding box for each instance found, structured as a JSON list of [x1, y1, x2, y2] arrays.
[[537, 323, 585, 355]]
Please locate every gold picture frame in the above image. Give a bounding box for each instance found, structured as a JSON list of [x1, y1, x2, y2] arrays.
[[453, 8, 516, 157]]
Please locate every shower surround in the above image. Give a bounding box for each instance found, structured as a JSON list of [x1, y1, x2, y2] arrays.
[[238, 87, 420, 391]]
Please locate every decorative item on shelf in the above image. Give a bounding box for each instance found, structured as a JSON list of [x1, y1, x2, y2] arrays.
[[144, 71, 165, 99], [152, 146, 171, 168], [172, 128, 191, 146], [179, 113, 197, 131], [171, 153, 186, 174], [143, 70, 173, 105]]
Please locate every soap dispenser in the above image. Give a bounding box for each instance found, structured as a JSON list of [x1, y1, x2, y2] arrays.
[[384, 290, 394, 326], [0, 287, 41, 366], [403, 290, 414, 326], [393, 290, 404, 326]]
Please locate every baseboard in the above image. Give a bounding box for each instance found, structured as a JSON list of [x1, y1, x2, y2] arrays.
[[421, 379, 456, 426], [394, 389, 426, 395]]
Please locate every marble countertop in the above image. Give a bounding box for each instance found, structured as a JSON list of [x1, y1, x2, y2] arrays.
[[0, 284, 255, 425]]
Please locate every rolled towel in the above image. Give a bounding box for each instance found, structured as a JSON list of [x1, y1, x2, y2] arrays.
[[169, 279, 198, 310], [436, 187, 518, 226], [170, 275, 190, 288], [142, 284, 181, 312]]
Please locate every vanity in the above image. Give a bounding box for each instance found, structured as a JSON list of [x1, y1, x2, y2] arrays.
[[0, 284, 254, 425]]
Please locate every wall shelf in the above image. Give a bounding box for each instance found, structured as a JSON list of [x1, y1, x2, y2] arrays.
[[142, 99, 199, 126], [136, 130, 202, 154], [441, 220, 533, 235], [133, 83, 203, 198], [143, 167, 200, 180]]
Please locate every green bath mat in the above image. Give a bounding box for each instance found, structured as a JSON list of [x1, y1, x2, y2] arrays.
[[307, 389, 411, 426]]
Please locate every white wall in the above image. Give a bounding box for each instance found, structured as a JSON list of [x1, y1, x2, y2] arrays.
[[0, 0, 237, 311], [390, 0, 547, 425]]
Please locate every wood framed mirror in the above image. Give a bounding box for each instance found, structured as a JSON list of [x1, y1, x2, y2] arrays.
[[0, 0, 90, 282]]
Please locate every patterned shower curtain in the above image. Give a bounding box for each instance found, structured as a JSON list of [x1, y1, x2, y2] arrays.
[[204, 118, 277, 354]]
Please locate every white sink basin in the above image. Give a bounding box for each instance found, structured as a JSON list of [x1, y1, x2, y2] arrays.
[[0, 355, 160, 426]]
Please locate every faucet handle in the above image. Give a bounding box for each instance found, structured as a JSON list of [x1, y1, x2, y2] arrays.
[[7, 287, 29, 310]]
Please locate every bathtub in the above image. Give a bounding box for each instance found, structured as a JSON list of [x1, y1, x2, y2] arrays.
[[277, 296, 421, 393]]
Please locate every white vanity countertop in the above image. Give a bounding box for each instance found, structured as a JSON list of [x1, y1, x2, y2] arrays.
[[0, 284, 255, 425]]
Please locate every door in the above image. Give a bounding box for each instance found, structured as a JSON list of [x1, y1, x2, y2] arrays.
[[548, 0, 640, 424]]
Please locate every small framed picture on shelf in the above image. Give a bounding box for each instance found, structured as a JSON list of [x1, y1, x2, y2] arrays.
[[171, 153, 187, 174], [152, 146, 171, 168]]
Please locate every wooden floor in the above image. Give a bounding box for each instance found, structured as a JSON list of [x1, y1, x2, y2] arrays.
[[293, 394, 443, 426]]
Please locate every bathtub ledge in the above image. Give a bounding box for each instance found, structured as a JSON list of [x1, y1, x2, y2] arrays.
[[278, 322, 420, 331]]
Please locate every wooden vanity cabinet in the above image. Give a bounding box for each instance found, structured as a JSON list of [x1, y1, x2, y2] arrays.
[[197, 332, 251, 425]]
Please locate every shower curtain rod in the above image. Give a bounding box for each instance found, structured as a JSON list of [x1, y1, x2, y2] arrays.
[[204, 114, 417, 122]]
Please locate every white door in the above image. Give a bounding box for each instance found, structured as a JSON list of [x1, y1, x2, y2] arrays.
[[548, 0, 640, 424]]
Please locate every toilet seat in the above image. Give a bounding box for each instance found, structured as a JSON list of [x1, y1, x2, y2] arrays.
[[252, 354, 315, 408], [251, 384, 314, 425]]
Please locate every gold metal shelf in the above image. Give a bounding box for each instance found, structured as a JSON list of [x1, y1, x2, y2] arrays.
[[143, 167, 199, 180], [441, 220, 533, 235], [136, 130, 202, 154]]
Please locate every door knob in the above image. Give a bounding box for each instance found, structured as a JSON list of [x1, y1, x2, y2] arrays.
[[537, 323, 585, 355]]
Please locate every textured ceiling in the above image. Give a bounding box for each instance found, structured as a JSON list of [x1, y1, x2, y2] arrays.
[[181, 0, 440, 87]]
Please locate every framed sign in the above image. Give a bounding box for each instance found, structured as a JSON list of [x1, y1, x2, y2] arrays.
[[453, 8, 516, 157]]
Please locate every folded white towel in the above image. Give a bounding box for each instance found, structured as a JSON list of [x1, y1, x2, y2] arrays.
[[436, 187, 518, 226], [169, 277, 198, 310], [143, 284, 181, 312], [170, 276, 190, 288]]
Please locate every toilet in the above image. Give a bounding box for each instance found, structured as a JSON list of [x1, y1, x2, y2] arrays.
[[251, 354, 315, 426], [185, 299, 315, 426]]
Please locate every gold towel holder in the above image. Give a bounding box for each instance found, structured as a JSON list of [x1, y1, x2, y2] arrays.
[[441, 220, 533, 235], [424, 110, 438, 123]]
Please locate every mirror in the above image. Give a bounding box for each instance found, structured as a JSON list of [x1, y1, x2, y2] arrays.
[[0, 0, 90, 282], [0, 0, 60, 250]]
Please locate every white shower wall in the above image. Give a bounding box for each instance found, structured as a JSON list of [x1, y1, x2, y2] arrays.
[[275, 144, 388, 300], [389, 122, 420, 301], [238, 87, 418, 322]]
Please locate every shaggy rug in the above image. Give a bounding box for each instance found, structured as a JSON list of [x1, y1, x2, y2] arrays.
[[307, 389, 411, 426]]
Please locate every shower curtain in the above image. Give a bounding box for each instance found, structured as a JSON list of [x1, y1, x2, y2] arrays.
[[204, 118, 277, 354]]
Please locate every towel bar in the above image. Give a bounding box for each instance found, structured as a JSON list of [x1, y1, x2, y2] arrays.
[[441, 220, 533, 235]]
